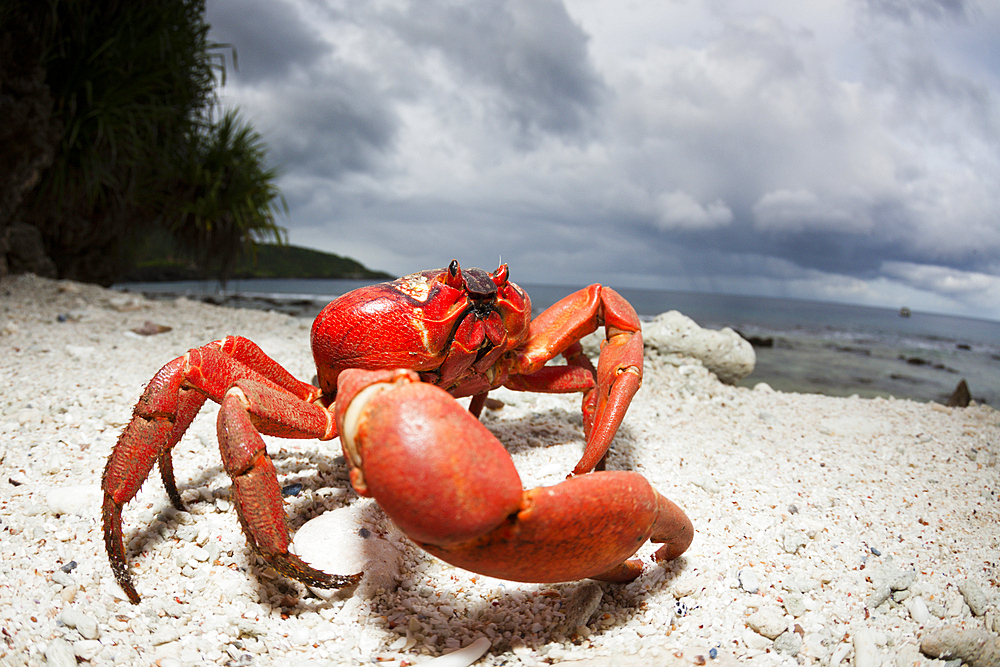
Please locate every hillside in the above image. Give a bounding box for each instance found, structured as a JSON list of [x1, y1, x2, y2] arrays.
[[125, 242, 393, 281]]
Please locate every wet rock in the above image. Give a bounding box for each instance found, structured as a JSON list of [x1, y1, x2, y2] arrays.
[[643, 310, 755, 383], [947, 379, 971, 408]]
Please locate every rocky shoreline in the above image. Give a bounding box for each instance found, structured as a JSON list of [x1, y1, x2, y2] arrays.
[[1, 273, 998, 666]]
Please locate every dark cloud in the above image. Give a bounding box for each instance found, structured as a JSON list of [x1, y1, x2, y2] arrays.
[[381, 0, 604, 140], [863, 0, 968, 24], [205, 0, 1000, 318], [264, 70, 399, 179], [206, 0, 331, 82]]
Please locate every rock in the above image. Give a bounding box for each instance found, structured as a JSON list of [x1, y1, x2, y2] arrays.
[[774, 630, 802, 656], [290, 500, 403, 598], [947, 379, 971, 408], [643, 310, 755, 383], [958, 580, 989, 617], [560, 582, 605, 631], [746, 608, 787, 639], [783, 592, 807, 618], [4, 222, 57, 279], [738, 568, 761, 594], [130, 320, 172, 336], [781, 529, 809, 554], [59, 608, 100, 640], [920, 626, 1000, 667]]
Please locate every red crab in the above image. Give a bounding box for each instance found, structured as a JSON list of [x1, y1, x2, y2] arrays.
[[102, 261, 693, 603]]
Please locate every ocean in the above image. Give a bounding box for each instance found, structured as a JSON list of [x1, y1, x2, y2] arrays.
[[115, 278, 1000, 407]]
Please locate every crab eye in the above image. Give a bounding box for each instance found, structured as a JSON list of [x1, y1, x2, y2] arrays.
[[444, 260, 463, 289], [492, 263, 509, 286]]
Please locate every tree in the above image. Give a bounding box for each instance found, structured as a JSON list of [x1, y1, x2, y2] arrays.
[[0, 0, 286, 285], [167, 109, 287, 285]]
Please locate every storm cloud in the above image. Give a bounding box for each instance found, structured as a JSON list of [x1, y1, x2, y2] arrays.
[[205, 0, 1000, 320]]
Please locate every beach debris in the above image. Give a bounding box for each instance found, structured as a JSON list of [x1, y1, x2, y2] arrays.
[[773, 629, 802, 656], [920, 626, 1000, 667], [46, 485, 102, 517], [853, 628, 880, 667], [947, 379, 971, 407], [738, 568, 761, 594], [130, 320, 172, 336], [958, 579, 989, 616], [59, 608, 100, 640], [290, 502, 403, 598], [642, 310, 755, 383], [746, 607, 787, 639], [420, 637, 491, 666]]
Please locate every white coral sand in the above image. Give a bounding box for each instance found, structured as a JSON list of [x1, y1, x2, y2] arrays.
[[0, 273, 998, 667]]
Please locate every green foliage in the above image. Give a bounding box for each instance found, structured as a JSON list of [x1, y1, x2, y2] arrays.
[[8, 0, 290, 286], [166, 110, 288, 284]]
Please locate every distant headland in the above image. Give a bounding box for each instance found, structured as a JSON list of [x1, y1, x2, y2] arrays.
[[123, 243, 394, 282]]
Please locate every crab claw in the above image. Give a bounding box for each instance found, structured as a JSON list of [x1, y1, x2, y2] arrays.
[[335, 369, 693, 583]]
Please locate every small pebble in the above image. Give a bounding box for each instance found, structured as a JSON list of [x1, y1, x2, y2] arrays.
[[870, 546, 881, 556], [60, 561, 77, 573], [781, 530, 809, 554], [908, 596, 931, 625], [783, 592, 807, 617], [957, 580, 988, 616], [774, 630, 802, 656], [59, 609, 100, 640], [44, 638, 76, 667], [746, 608, 787, 639], [738, 568, 760, 594], [281, 483, 303, 497]]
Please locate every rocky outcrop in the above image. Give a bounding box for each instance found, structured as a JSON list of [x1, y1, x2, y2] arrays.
[[642, 310, 756, 384]]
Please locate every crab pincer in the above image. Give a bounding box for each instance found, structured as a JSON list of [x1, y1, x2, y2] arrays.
[[334, 368, 693, 583]]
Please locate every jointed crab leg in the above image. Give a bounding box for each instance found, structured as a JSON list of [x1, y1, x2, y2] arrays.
[[507, 285, 644, 475], [102, 336, 351, 604]]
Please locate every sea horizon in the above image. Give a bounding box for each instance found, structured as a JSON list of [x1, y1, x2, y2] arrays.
[[115, 277, 1000, 407]]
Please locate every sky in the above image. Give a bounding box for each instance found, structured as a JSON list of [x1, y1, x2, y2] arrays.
[[204, 0, 1000, 321]]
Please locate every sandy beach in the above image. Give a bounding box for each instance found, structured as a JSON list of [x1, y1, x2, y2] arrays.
[[1, 273, 998, 667]]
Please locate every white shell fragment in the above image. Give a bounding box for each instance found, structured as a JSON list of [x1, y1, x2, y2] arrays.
[[420, 637, 490, 667], [290, 500, 403, 598]]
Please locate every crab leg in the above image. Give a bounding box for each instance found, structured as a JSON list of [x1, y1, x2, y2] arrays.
[[102, 336, 340, 603], [335, 369, 692, 584], [507, 285, 644, 475], [218, 381, 357, 589]]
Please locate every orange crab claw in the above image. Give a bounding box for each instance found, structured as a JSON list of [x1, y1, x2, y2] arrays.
[[505, 285, 644, 475], [335, 369, 693, 583]]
